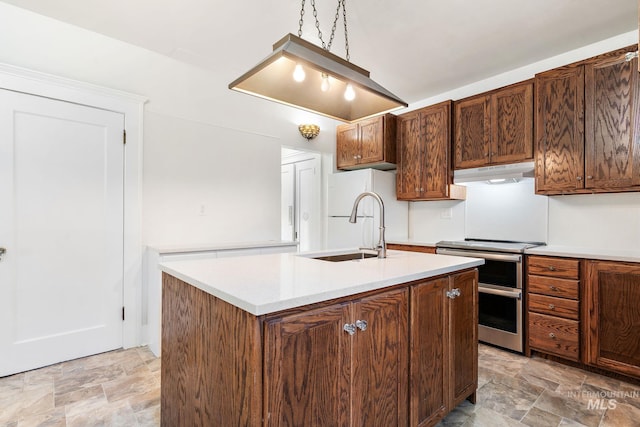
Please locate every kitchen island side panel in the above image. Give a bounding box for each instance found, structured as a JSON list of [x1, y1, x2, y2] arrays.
[[161, 273, 262, 427]]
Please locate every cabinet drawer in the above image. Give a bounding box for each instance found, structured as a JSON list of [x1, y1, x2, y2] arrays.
[[529, 313, 579, 361], [528, 256, 580, 279], [528, 275, 579, 300], [528, 293, 579, 320]]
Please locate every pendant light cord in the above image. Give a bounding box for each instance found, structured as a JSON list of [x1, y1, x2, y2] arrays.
[[298, 0, 350, 62]]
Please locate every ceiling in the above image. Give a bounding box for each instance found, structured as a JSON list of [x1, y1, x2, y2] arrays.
[[2, 0, 637, 104]]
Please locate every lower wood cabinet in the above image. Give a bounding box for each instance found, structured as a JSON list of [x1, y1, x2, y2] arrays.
[[525, 256, 640, 381], [410, 270, 478, 427], [386, 243, 437, 254], [527, 255, 581, 362], [263, 289, 408, 427], [162, 270, 478, 427], [584, 260, 640, 378]]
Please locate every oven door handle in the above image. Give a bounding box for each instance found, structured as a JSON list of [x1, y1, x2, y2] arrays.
[[479, 285, 522, 299], [436, 248, 522, 263]]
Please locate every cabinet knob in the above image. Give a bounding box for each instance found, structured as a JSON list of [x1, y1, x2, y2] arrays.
[[355, 320, 368, 331], [420, 188, 424, 192], [587, 176, 593, 179], [549, 333, 556, 339], [343, 323, 356, 336], [446, 288, 461, 299], [549, 304, 555, 310], [549, 286, 559, 292], [576, 176, 582, 181]]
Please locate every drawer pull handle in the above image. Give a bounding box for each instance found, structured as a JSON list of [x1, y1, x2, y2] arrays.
[[550, 286, 559, 292], [549, 304, 555, 310], [549, 333, 556, 339], [548, 266, 556, 271]]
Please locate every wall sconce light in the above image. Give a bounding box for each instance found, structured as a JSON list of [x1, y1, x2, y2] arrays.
[[299, 124, 320, 141]]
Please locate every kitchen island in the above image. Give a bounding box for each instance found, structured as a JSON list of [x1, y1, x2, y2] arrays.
[[159, 249, 483, 426]]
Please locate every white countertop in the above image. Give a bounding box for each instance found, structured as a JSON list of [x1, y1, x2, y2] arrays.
[[526, 245, 640, 263], [159, 249, 483, 316], [148, 240, 298, 255]]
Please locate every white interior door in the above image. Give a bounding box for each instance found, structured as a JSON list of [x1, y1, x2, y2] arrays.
[[295, 158, 321, 252], [281, 164, 295, 241], [0, 89, 125, 376]]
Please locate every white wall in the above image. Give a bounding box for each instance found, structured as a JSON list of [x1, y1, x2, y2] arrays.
[[408, 200, 466, 244], [1, 2, 638, 251], [407, 30, 640, 248], [548, 193, 640, 251], [0, 2, 339, 248]]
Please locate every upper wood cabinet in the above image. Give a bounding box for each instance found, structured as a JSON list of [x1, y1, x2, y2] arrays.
[[336, 114, 397, 170], [396, 101, 465, 201], [585, 53, 640, 189], [584, 260, 640, 379], [454, 81, 533, 169], [535, 45, 640, 194], [535, 66, 585, 193]]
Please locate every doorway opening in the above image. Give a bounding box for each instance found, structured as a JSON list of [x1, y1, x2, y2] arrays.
[[281, 147, 322, 252]]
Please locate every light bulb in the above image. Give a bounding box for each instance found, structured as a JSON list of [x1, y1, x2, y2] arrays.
[[344, 83, 356, 101], [321, 74, 330, 92], [293, 64, 305, 82]]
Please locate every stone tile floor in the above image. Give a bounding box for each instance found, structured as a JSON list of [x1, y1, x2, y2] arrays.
[[438, 345, 640, 427], [0, 346, 160, 427], [1, 344, 639, 426]]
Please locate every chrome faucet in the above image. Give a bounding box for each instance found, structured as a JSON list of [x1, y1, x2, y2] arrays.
[[349, 191, 386, 258]]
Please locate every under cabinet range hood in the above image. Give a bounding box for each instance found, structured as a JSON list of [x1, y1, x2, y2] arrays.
[[453, 161, 535, 184]]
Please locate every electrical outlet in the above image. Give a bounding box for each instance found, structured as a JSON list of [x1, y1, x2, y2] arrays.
[[199, 204, 207, 216], [440, 207, 453, 219]]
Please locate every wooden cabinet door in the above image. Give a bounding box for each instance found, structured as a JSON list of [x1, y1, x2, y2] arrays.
[[449, 269, 478, 407], [410, 278, 449, 427], [263, 303, 352, 427], [490, 81, 534, 165], [454, 95, 490, 169], [352, 289, 408, 427], [535, 66, 585, 193], [359, 116, 385, 164], [585, 52, 640, 189], [585, 261, 640, 379], [396, 110, 424, 200], [397, 101, 453, 201], [336, 123, 359, 169], [421, 101, 452, 199]]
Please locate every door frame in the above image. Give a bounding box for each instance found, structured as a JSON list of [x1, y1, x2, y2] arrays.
[[281, 147, 323, 251], [0, 62, 147, 349]]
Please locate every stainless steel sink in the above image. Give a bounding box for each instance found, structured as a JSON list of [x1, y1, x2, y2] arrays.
[[311, 252, 379, 262]]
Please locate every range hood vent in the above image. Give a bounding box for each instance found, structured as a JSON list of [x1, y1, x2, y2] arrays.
[[453, 161, 535, 183]]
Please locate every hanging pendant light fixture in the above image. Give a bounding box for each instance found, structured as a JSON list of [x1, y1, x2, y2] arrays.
[[228, 0, 407, 123]]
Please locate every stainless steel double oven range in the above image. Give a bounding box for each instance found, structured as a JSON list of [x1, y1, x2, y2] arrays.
[[436, 239, 544, 353]]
